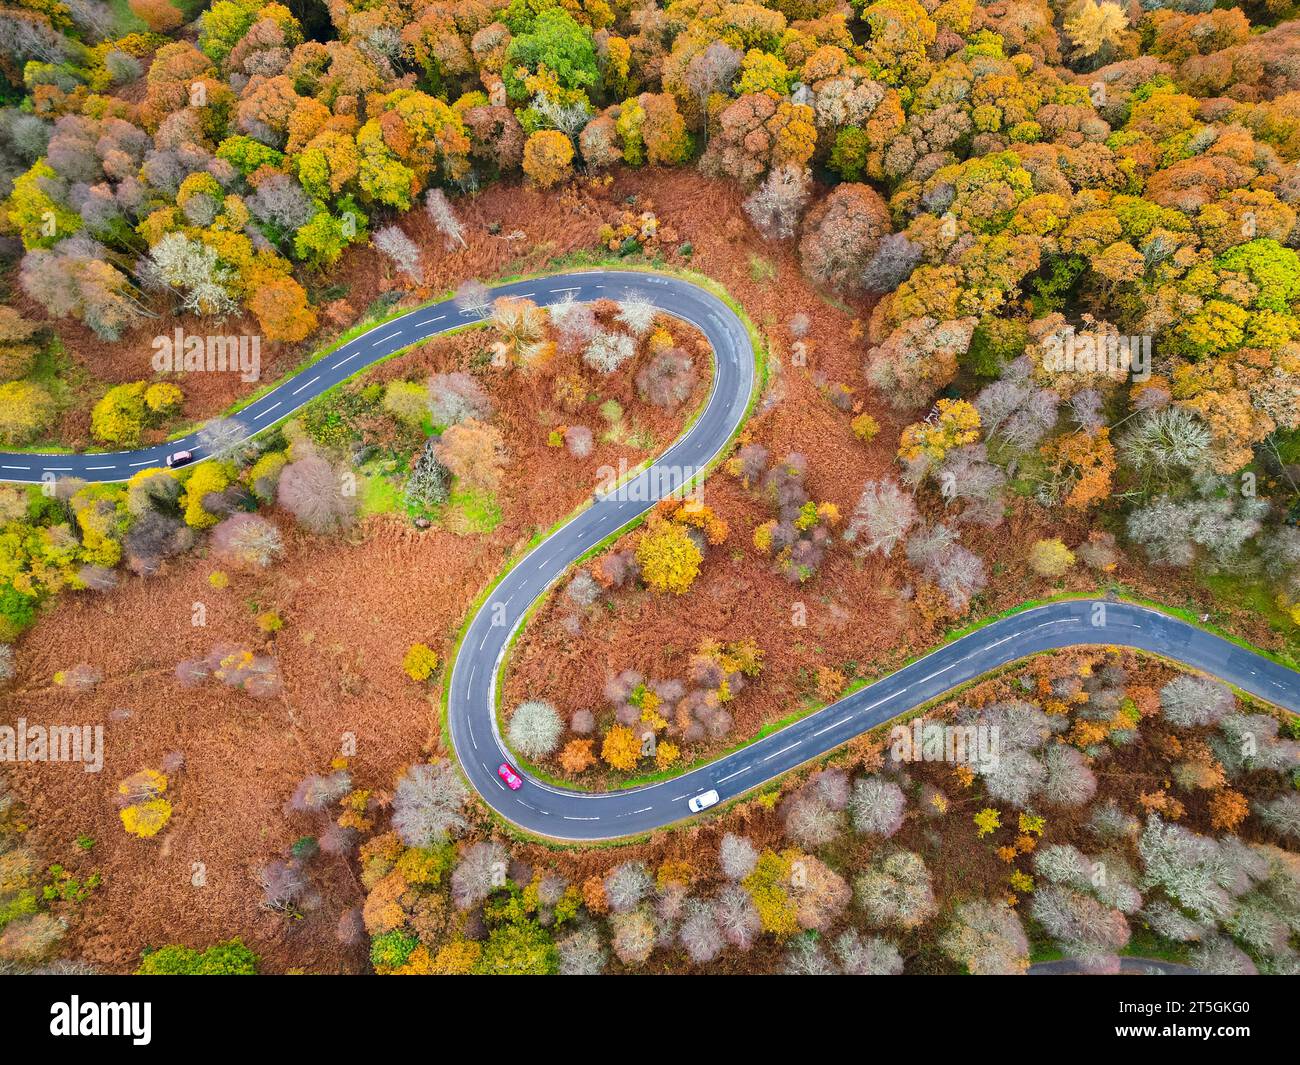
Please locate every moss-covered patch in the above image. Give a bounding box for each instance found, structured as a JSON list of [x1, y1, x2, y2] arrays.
[[443, 488, 502, 535], [359, 470, 404, 517], [1201, 571, 1299, 654]]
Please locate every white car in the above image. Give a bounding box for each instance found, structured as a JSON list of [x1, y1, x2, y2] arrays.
[[687, 789, 719, 814], [165, 449, 195, 469]]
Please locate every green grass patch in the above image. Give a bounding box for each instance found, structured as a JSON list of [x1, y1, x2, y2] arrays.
[[359, 471, 403, 517], [754, 706, 814, 740], [748, 255, 777, 283], [1201, 571, 1299, 655], [1122, 924, 1192, 966], [105, 0, 147, 34], [443, 488, 501, 535], [10, 338, 93, 454], [29, 338, 74, 394], [170, 0, 210, 21]]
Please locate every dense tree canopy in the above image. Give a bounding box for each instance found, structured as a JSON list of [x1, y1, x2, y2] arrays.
[[0, 0, 1296, 642]]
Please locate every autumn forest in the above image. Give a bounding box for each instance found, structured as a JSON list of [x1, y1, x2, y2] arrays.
[[0, 0, 1297, 982]]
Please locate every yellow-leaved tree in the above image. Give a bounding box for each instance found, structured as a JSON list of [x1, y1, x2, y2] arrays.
[[635, 519, 702, 594]]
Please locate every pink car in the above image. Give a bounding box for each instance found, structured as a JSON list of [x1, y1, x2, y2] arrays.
[[498, 763, 523, 790]]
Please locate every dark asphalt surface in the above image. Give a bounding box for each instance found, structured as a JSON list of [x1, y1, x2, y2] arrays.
[[1029, 957, 1200, 975], [0, 272, 698, 483], [471, 596, 1300, 841], [3, 270, 1297, 841]]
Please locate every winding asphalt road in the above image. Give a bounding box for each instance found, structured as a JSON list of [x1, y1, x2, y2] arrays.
[[474, 596, 1300, 841], [1029, 957, 1199, 976], [3, 270, 1297, 841], [0, 271, 688, 485]]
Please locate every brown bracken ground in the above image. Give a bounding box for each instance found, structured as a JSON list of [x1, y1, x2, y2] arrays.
[[4, 170, 1294, 972]]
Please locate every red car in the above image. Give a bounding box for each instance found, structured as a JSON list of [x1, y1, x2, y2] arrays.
[[498, 763, 523, 790]]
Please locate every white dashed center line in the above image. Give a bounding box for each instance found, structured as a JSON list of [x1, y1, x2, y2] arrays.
[[763, 741, 801, 762]]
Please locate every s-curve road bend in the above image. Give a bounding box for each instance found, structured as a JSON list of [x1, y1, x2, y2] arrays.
[[0, 270, 748, 486], [2, 272, 1297, 842], [468, 596, 1300, 841]]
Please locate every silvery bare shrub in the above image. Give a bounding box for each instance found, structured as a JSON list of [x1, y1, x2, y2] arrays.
[[783, 933, 838, 975], [257, 859, 307, 911], [1160, 675, 1234, 728], [844, 479, 917, 558], [278, 455, 357, 535], [679, 898, 725, 964], [507, 700, 562, 758], [584, 331, 635, 373], [285, 770, 351, 814], [211, 513, 283, 568], [1141, 900, 1206, 943], [809, 768, 851, 810], [743, 164, 811, 240], [833, 930, 903, 975], [564, 425, 593, 457], [557, 926, 607, 975], [565, 570, 600, 608], [318, 823, 357, 856], [854, 849, 936, 930], [718, 832, 758, 880], [654, 880, 687, 946], [1034, 843, 1092, 887], [1256, 794, 1300, 841], [455, 279, 491, 317], [1119, 406, 1211, 478], [713, 884, 760, 950], [451, 841, 508, 909], [635, 348, 695, 408], [372, 225, 422, 283], [848, 777, 905, 837], [392, 762, 467, 846], [603, 861, 652, 913], [425, 188, 466, 249], [1089, 800, 1140, 840], [429, 371, 493, 426], [1041, 745, 1097, 808], [616, 294, 656, 336], [783, 791, 843, 848], [1225, 894, 1292, 960], [1031, 884, 1130, 971], [981, 748, 1046, 808]]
